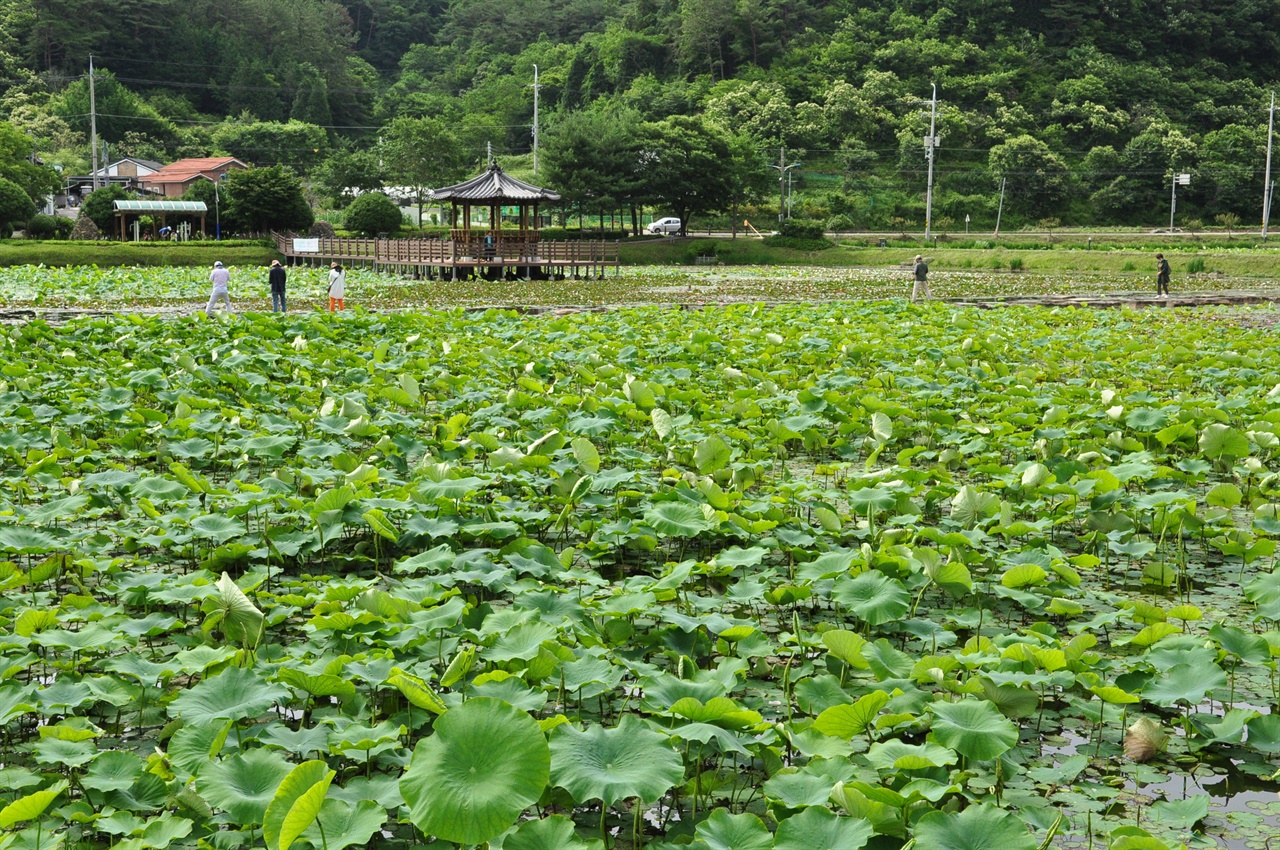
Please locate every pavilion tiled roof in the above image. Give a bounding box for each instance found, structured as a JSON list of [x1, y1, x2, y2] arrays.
[[432, 163, 560, 202]]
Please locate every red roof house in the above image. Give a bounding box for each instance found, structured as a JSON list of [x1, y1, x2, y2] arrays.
[[140, 157, 248, 198]]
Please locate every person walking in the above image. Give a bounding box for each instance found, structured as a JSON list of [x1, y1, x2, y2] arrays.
[[268, 259, 287, 312], [1156, 252, 1171, 298], [912, 255, 930, 301], [327, 262, 345, 312], [206, 261, 232, 315]]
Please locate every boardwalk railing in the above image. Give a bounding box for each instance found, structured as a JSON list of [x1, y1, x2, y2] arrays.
[[273, 234, 620, 277]]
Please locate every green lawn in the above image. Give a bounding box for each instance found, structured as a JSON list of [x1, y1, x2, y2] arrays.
[[0, 240, 278, 267]]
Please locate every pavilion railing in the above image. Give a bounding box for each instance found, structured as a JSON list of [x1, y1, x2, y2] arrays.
[[273, 234, 619, 270]]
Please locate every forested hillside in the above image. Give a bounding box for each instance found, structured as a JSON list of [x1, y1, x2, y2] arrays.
[[2, 0, 1279, 228]]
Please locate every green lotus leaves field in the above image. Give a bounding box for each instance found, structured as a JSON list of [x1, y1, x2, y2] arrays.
[[1, 281, 1280, 850]]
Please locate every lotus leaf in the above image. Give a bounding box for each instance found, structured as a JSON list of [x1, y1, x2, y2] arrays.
[[1141, 662, 1227, 707], [197, 749, 293, 825], [912, 803, 1036, 850], [496, 815, 603, 850], [549, 714, 683, 806], [833, 572, 909, 626], [643, 502, 712, 538], [773, 806, 872, 850], [401, 697, 550, 845], [167, 666, 289, 725], [263, 759, 335, 850], [928, 699, 1019, 762]]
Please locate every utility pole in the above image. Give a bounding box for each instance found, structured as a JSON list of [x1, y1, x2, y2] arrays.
[[530, 65, 540, 173], [1264, 91, 1275, 238], [89, 55, 99, 191], [994, 176, 1006, 237], [1170, 171, 1190, 232], [924, 83, 938, 241], [769, 147, 800, 225], [777, 147, 786, 224]]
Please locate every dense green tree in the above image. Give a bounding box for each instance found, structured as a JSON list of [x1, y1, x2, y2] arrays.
[[314, 146, 384, 207], [3, 0, 109, 70], [211, 120, 328, 172], [222, 165, 314, 234], [50, 71, 178, 148], [343, 0, 450, 73], [704, 80, 824, 149], [227, 60, 288, 122], [343, 191, 402, 235], [290, 64, 334, 127], [0, 176, 34, 235], [80, 184, 130, 234], [988, 135, 1071, 218], [1090, 124, 1198, 224], [1198, 124, 1264, 218], [382, 116, 472, 222], [0, 120, 61, 200], [677, 0, 735, 79], [541, 106, 644, 226], [637, 115, 762, 234]]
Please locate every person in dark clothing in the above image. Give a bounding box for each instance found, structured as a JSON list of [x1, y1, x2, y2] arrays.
[[268, 259, 287, 312], [1156, 253, 1171, 298], [912, 255, 930, 301]]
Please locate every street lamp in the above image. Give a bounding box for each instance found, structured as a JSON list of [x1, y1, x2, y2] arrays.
[[214, 179, 220, 241], [1169, 172, 1190, 233], [769, 162, 801, 223]]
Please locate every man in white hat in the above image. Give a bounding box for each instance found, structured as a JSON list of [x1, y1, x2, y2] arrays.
[[206, 261, 232, 315]]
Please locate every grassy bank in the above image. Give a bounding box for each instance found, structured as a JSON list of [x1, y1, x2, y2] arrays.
[[621, 236, 1280, 278], [0, 240, 279, 267]]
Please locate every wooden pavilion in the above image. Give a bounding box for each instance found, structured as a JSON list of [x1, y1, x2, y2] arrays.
[[432, 162, 561, 263], [273, 164, 619, 280]]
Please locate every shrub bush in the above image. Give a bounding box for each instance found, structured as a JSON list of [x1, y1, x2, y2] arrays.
[[778, 219, 825, 240], [0, 177, 36, 237], [27, 214, 72, 239], [540, 227, 629, 240], [825, 214, 855, 232], [342, 192, 403, 237], [762, 235, 833, 251]]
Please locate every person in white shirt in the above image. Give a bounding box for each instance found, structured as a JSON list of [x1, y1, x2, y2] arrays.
[[206, 261, 232, 315], [327, 262, 345, 312]]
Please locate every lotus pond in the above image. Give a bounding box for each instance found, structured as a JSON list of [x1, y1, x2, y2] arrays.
[[1, 263, 1278, 312], [2, 298, 1280, 850]]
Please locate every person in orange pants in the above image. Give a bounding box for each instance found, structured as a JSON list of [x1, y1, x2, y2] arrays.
[[327, 262, 346, 311]]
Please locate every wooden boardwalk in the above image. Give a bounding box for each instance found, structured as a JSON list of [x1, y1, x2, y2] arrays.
[[273, 234, 620, 279]]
